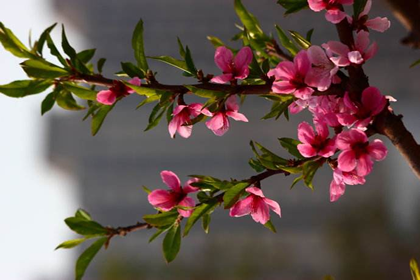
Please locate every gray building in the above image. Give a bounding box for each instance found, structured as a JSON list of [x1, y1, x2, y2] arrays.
[[49, 1, 420, 279]]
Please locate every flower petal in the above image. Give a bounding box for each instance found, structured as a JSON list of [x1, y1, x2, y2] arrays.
[[330, 177, 346, 202], [161, 170, 181, 192], [297, 143, 317, 158], [229, 196, 253, 217], [272, 81, 296, 94], [264, 197, 281, 217], [294, 50, 311, 76], [338, 150, 357, 172], [366, 17, 391, 32], [297, 121, 316, 144], [356, 154, 373, 176], [226, 111, 249, 122], [325, 9, 347, 24], [251, 197, 270, 224], [178, 197, 195, 218], [148, 189, 177, 211], [211, 73, 233, 84], [361, 86, 386, 116], [183, 178, 200, 193], [368, 139, 387, 161], [214, 46, 233, 72], [234, 47, 253, 77], [97, 90, 117, 105]]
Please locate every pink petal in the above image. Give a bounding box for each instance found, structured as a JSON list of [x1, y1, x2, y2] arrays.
[[214, 46, 233, 72], [308, 0, 326, 12], [336, 113, 357, 127], [206, 112, 229, 136], [177, 196, 195, 218], [226, 111, 249, 122], [361, 87, 386, 116], [368, 139, 387, 161], [294, 87, 314, 100], [305, 67, 332, 92], [211, 73, 233, 84], [251, 197, 270, 224], [330, 178, 346, 202], [360, 0, 372, 17], [297, 143, 317, 158], [173, 105, 188, 116], [272, 61, 296, 80], [307, 45, 331, 66], [348, 51, 364, 64], [246, 186, 264, 197], [263, 198, 281, 217], [234, 47, 253, 78], [168, 116, 181, 138], [97, 90, 117, 105], [161, 170, 181, 192], [325, 9, 347, 24], [366, 17, 391, 32], [343, 92, 358, 112], [314, 119, 329, 139], [177, 124, 193, 138], [339, 0, 354, 5], [297, 121, 316, 144], [319, 138, 336, 158], [127, 77, 142, 93], [229, 196, 253, 217], [289, 101, 305, 114], [294, 50, 311, 76], [272, 81, 296, 94], [325, 41, 350, 58], [148, 189, 177, 211], [356, 154, 373, 176], [225, 95, 239, 112], [338, 150, 357, 172], [363, 41, 378, 61], [355, 30, 370, 52], [183, 178, 200, 193]]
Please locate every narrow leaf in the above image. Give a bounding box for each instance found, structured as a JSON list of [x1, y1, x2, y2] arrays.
[[0, 80, 51, 98], [411, 259, 420, 280], [55, 238, 87, 250], [279, 137, 304, 159], [41, 91, 56, 115], [223, 182, 250, 209], [162, 223, 181, 263], [63, 83, 97, 101], [143, 211, 179, 227], [64, 217, 108, 236], [183, 201, 218, 237], [75, 237, 107, 280], [132, 19, 149, 72], [91, 103, 115, 136]]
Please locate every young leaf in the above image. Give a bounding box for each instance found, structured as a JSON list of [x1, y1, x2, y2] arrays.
[[121, 62, 144, 78], [264, 220, 277, 233], [21, 59, 68, 79], [41, 91, 56, 115], [132, 19, 149, 73], [0, 22, 35, 59], [234, 0, 266, 40], [290, 175, 303, 189], [184, 46, 197, 77], [306, 29, 314, 42], [289, 30, 311, 49], [64, 217, 108, 236], [202, 214, 211, 234], [0, 80, 51, 98], [148, 56, 190, 74], [91, 103, 115, 136], [45, 33, 68, 67], [75, 209, 93, 221], [63, 83, 97, 101], [185, 85, 225, 99], [278, 137, 304, 159], [411, 259, 420, 280], [55, 238, 88, 250], [36, 23, 57, 56], [223, 182, 250, 209], [75, 237, 107, 280], [149, 225, 171, 243], [56, 90, 85, 111], [143, 211, 179, 227], [248, 158, 266, 173], [302, 161, 321, 190], [207, 36, 225, 48], [61, 25, 77, 60], [97, 58, 106, 73], [277, 0, 309, 15], [145, 103, 167, 131], [162, 223, 181, 263], [353, 0, 368, 18], [77, 49, 96, 64], [177, 37, 186, 57], [183, 200, 218, 237]]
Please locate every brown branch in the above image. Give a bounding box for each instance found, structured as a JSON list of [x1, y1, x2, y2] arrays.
[[384, 0, 420, 48], [105, 222, 151, 248]]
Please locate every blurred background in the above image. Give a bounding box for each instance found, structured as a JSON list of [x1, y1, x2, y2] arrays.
[[1, 0, 420, 279]]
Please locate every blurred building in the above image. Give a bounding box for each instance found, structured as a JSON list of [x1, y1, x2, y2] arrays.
[[49, 0, 420, 279]]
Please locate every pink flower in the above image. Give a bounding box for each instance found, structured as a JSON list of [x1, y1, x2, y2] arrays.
[[306, 45, 340, 91], [330, 168, 366, 202], [96, 77, 142, 105], [297, 120, 336, 158], [348, 0, 391, 33], [309, 95, 348, 128], [308, 0, 354, 24], [268, 50, 314, 100], [229, 186, 281, 225], [205, 95, 248, 136], [323, 30, 378, 66], [337, 87, 386, 129], [211, 46, 253, 84], [148, 171, 199, 218], [336, 129, 387, 176], [168, 103, 212, 139]]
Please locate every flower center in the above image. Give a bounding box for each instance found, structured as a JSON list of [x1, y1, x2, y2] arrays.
[[351, 141, 369, 159]]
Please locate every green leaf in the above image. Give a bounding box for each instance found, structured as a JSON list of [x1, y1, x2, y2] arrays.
[[207, 36, 225, 48], [45, 33, 67, 67], [121, 62, 144, 78], [290, 175, 303, 189], [148, 56, 190, 74], [184, 200, 218, 237], [91, 103, 115, 136], [41, 91, 56, 115], [64, 217, 108, 236], [63, 83, 97, 101], [61, 25, 77, 60], [254, 141, 288, 165], [56, 90, 85, 111], [289, 31, 311, 49], [124, 82, 165, 97], [0, 80, 51, 98], [55, 238, 87, 250], [277, 0, 309, 15], [97, 58, 106, 73], [77, 49, 96, 64], [249, 158, 266, 173], [142, 185, 152, 195], [37, 23, 57, 56], [132, 19, 149, 73], [302, 161, 321, 190], [234, 0, 267, 40], [264, 220, 277, 233], [353, 0, 368, 18], [136, 95, 160, 109], [410, 58, 420, 68], [75, 237, 107, 280], [184, 46, 197, 77], [306, 29, 314, 42], [279, 137, 304, 159], [75, 209, 92, 221], [223, 182, 250, 209], [261, 96, 294, 121], [162, 223, 181, 263], [202, 214, 211, 234], [149, 225, 171, 243], [177, 37, 186, 57], [0, 22, 35, 58], [145, 103, 167, 131], [21, 59, 68, 79], [411, 259, 420, 280], [185, 85, 225, 99], [143, 211, 179, 227]]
